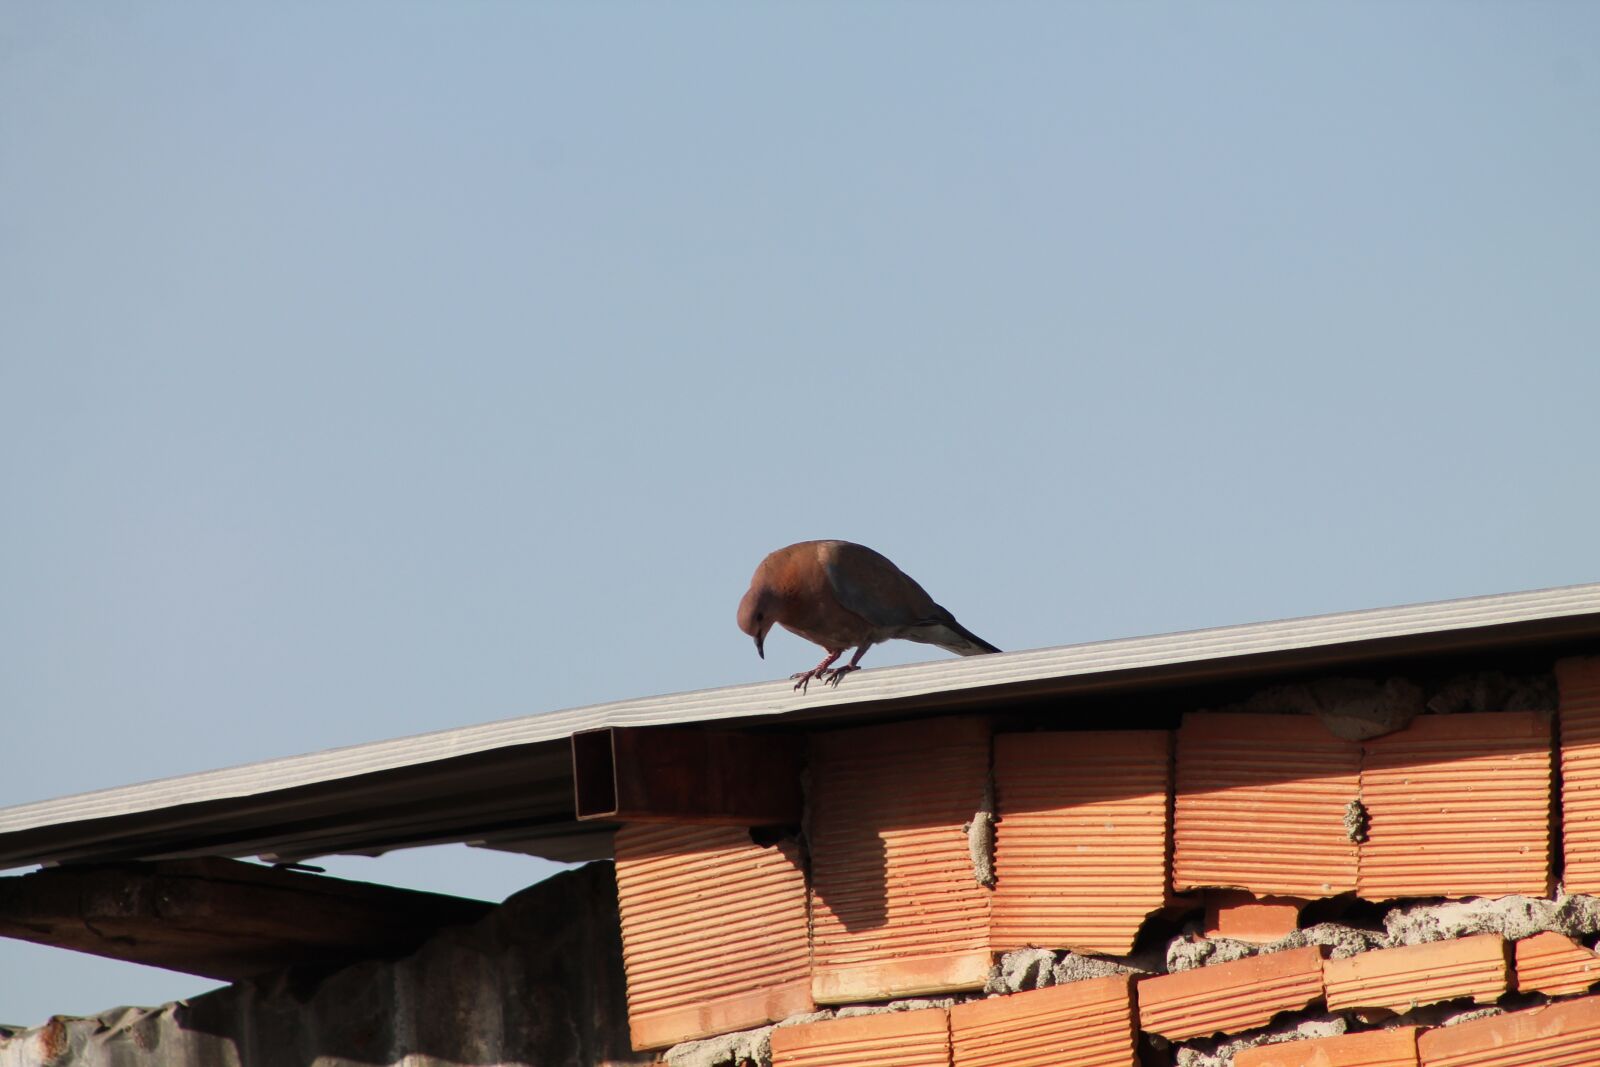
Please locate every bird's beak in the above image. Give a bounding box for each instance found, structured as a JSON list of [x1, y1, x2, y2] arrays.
[[754, 632, 765, 659]]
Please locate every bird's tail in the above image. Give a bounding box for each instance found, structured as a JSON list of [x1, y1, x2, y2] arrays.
[[917, 620, 1002, 657]]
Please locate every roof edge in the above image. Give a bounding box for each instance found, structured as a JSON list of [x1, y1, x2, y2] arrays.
[[3, 579, 1599, 838]]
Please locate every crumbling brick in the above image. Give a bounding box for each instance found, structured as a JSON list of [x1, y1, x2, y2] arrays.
[[1137, 945, 1325, 1041], [1514, 930, 1600, 997], [1558, 657, 1600, 894], [613, 824, 813, 1051], [769, 1006, 950, 1067], [809, 717, 993, 1003], [1231, 1025, 1418, 1067], [1415, 994, 1600, 1065], [992, 730, 1170, 956], [1359, 713, 1552, 900], [1203, 891, 1303, 944], [1322, 933, 1509, 1015], [949, 974, 1135, 1067], [1174, 714, 1360, 898]]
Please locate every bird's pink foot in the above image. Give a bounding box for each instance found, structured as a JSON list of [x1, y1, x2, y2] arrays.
[[791, 668, 827, 693], [822, 665, 859, 687]]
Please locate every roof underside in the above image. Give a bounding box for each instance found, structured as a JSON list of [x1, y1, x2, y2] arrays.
[[3, 581, 1600, 871]]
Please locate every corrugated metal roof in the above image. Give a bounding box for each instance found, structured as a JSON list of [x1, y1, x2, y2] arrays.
[[1, 580, 1599, 871]]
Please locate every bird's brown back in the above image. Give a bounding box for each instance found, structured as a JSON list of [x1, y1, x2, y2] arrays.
[[757, 541, 877, 650]]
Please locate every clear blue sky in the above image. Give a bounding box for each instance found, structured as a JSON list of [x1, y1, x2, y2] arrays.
[[3, 1, 1597, 1029]]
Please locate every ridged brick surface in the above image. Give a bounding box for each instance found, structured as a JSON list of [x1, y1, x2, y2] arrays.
[[809, 716, 993, 1003], [992, 730, 1170, 954], [1359, 713, 1552, 900], [1233, 1026, 1418, 1067], [1515, 931, 1600, 997], [770, 1006, 950, 1067], [1323, 934, 1508, 1014], [1416, 994, 1600, 1066], [1136, 945, 1325, 1041], [1558, 657, 1600, 893], [613, 823, 812, 1050], [949, 974, 1136, 1067], [1174, 714, 1360, 897]]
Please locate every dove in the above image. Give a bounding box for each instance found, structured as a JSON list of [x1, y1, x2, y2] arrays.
[[736, 540, 1001, 691]]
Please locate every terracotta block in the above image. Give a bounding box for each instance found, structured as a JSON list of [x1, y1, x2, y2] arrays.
[[809, 716, 993, 1003], [1558, 657, 1600, 894], [1136, 945, 1325, 1041], [1204, 890, 1303, 944], [613, 824, 813, 1050], [1323, 934, 1508, 1014], [770, 1006, 950, 1067], [1416, 994, 1600, 1066], [949, 974, 1136, 1067], [1359, 713, 1552, 900], [1174, 714, 1361, 897], [1515, 930, 1600, 997], [992, 731, 1170, 955], [1233, 1026, 1418, 1067]]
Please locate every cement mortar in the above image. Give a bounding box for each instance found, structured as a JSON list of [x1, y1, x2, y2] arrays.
[[1383, 1003, 1505, 1030], [833, 996, 965, 1018], [1344, 798, 1369, 844], [965, 809, 996, 889], [1167, 934, 1259, 973], [1383, 894, 1600, 946], [1054, 948, 1161, 985], [1174, 1014, 1349, 1067], [986, 948, 1057, 993], [663, 1012, 830, 1067], [987, 947, 1158, 994], [664, 998, 974, 1067], [1166, 923, 1386, 973], [1206, 677, 1425, 741], [1425, 671, 1557, 715], [965, 773, 997, 888]]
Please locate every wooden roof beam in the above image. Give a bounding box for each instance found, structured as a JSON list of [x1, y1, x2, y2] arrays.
[[0, 857, 494, 982]]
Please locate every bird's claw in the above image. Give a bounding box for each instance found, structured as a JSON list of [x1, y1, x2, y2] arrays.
[[791, 663, 853, 693], [822, 665, 858, 687], [790, 668, 824, 693]]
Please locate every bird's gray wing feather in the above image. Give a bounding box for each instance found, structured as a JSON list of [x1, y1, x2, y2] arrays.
[[823, 558, 928, 630], [825, 548, 1002, 654]]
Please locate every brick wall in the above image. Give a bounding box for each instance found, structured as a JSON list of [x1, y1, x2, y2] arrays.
[[616, 656, 1600, 1067]]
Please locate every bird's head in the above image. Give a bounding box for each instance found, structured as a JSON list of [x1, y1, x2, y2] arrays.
[[736, 584, 777, 659]]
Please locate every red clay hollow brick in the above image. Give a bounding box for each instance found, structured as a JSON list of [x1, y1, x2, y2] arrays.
[[770, 1005, 951, 1067], [1358, 712, 1552, 900], [1322, 934, 1508, 1016], [1136, 945, 1325, 1042], [949, 974, 1136, 1067], [1174, 714, 1361, 898], [808, 716, 993, 1003], [1558, 657, 1600, 894], [1416, 993, 1600, 1066], [1204, 890, 1304, 944], [1514, 930, 1600, 997], [613, 823, 813, 1050], [992, 730, 1171, 956], [1233, 1026, 1419, 1067]]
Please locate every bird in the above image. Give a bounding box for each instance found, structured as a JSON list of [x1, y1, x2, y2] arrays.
[[736, 540, 1001, 692]]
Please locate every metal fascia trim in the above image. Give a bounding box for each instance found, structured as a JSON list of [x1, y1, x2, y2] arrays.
[[2, 580, 1598, 838]]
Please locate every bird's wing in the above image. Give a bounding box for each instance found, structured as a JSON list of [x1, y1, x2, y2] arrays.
[[821, 542, 945, 631], [822, 542, 1002, 655]]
